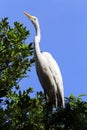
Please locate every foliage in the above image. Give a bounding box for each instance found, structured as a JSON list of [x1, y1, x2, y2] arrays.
[[0, 18, 87, 130], [0, 18, 34, 97], [0, 91, 87, 130]]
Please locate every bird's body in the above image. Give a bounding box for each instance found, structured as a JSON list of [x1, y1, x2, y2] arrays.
[[24, 12, 64, 108], [35, 51, 64, 107]]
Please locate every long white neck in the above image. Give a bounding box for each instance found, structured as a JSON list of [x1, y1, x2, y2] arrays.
[[34, 23, 41, 58]]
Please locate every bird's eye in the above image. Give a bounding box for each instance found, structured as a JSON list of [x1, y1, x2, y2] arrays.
[[34, 18, 36, 21]]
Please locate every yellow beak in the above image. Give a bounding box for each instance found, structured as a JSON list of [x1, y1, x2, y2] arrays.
[[24, 12, 33, 20]]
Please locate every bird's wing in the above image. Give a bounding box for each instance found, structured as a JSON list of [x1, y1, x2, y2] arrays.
[[42, 52, 64, 107], [43, 52, 63, 82]]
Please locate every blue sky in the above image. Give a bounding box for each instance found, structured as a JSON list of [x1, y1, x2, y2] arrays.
[[0, 0, 87, 99]]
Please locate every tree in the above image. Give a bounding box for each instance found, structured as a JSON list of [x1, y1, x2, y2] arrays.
[[0, 18, 87, 130]]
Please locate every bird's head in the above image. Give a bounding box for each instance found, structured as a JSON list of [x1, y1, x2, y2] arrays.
[[24, 12, 39, 33]]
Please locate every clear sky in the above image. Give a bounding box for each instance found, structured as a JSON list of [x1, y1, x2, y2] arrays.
[[0, 0, 87, 99]]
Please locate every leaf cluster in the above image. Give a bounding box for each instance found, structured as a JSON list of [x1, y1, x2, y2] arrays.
[[0, 91, 87, 130], [0, 18, 34, 97]]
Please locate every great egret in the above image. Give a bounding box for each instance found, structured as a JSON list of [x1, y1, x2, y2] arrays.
[[24, 12, 64, 108]]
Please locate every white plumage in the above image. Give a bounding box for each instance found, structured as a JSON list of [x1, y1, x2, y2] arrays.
[[24, 12, 64, 108]]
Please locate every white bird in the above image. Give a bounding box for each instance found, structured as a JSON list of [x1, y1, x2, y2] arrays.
[[24, 12, 64, 108]]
